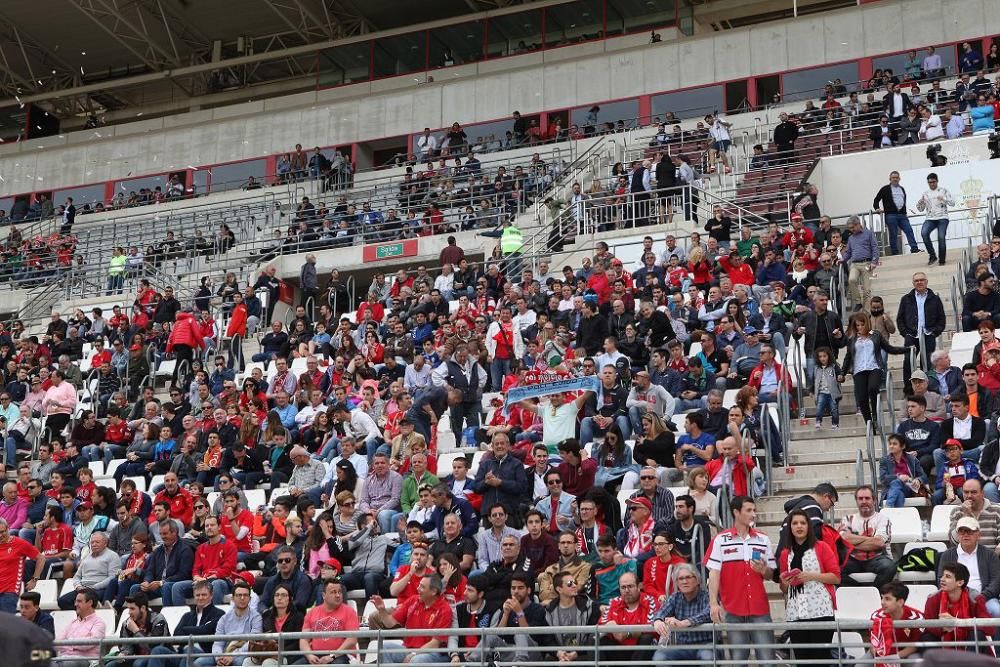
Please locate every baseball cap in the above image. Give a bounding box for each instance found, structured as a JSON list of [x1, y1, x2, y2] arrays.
[[626, 497, 653, 512], [944, 438, 963, 450], [76, 500, 93, 510], [957, 516, 981, 532], [742, 326, 758, 335], [790, 213, 803, 222], [321, 557, 343, 573], [910, 370, 929, 382]]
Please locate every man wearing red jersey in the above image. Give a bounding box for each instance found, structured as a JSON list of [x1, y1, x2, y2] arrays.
[[870, 581, 924, 661], [220, 491, 254, 556], [706, 495, 776, 665], [389, 542, 433, 603], [598, 571, 658, 659], [0, 514, 45, 613]]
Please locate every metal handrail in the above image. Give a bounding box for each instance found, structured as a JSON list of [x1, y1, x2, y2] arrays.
[[855, 448, 865, 487], [875, 393, 888, 460], [51, 616, 995, 666], [864, 419, 878, 487]]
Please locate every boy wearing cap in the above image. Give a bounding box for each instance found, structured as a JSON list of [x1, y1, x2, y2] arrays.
[[934, 439, 981, 505]]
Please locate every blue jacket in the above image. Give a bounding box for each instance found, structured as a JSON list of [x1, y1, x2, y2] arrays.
[[755, 262, 787, 286], [935, 460, 980, 491], [259, 569, 313, 613], [473, 453, 528, 513], [422, 494, 479, 538], [878, 452, 928, 491], [971, 104, 995, 133]]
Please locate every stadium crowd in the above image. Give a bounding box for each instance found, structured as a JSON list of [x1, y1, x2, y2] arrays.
[[0, 182, 996, 663]]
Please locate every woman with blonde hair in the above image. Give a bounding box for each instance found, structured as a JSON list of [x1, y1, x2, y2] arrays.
[[685, 466, 718, 527]]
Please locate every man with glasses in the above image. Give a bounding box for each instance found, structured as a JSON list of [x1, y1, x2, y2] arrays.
[[651, 563, 716, 663], [258, 545, 313, 613], [543, 570, 600, 662], [897, 271, 946, 382], [0, 393, 18, 425], [534, 471, 576, 535], [196, 580, 262, 667], [538, 530, 594, 605], [18, 477, 51, 544], [475, 503, 521, 572], [598, 570, 659, 660]]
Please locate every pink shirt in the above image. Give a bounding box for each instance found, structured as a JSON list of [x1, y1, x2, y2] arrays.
[[0, 497, 28, 531], [42, 381, 77, 416], [57, 612, 106, 657]]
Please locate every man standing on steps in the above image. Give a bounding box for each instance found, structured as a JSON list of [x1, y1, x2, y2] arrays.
[[916, 172, 955, 266], [777, 483, 839, 552], [873, 171, 921, 256], [896, 271, 946, 383], [843, 215, 879, 312], [837, 485, 897, 590], [706, 495, 776, 666], [300, 253, 318, 315]]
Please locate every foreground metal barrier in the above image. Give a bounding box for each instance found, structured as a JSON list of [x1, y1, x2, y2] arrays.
[[50, 619, 998, 666]]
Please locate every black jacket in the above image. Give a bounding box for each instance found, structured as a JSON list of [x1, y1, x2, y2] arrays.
[[773, 121, 799, 147], [940, 414, 988, 451], [869, 123, 898, 149], [174, 604, 226, 653], [896, 288, 947, 339], [576, 313, 609, 357], [842, 331, 907, 375], [872, 183, 908, 215]]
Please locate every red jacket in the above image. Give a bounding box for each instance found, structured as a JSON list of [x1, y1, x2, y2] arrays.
[[154, 486, 195, 527], [193, 538, 238, 581], [718, 256, 754, 287], [705, 454, 755, 497], [166, 312, 204, 352], [226, 304, 247, 338], [587, 272, 612, 304], [748, 360, 793, 394]]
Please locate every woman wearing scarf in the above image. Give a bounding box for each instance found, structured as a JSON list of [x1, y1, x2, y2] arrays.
[[923, 561, 995, 654], [778, 509, 841, 666]]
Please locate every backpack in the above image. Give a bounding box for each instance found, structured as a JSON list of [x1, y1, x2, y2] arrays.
[[896, 546, 938, 573]]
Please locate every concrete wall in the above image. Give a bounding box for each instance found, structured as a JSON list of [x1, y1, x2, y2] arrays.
[[809, 133, 995, 220], [0, 0, 997, 199]]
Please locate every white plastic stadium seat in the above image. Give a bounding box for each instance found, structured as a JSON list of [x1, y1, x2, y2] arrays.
[[361, 597, 397, 626], [879, 507, 922, 543], [950, 331, 980, 352], [927, 504, 952, 541], [244, 489, 267, 509], [722, 389, 739, 408], [469, 451, 486, 477], [835, 586, 881, 621], [437, 452, 467, 475], [160, 606, 189, 634], [34, 579, 59, 610], [904, 584, 938, 612], [87, 461, 106, 478], [836, 632, 867, 661]]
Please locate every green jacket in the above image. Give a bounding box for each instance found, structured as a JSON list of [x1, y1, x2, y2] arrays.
[[400, 471, 439, 513]]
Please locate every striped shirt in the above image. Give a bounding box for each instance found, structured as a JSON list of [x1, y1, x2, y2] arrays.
[[359, 470, 403, 513], [950, 502, 1000, 551]]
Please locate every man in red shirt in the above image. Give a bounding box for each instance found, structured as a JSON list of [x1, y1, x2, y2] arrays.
[[369, 574, 453, 664], [153, 472, 194, 528], [706, 495, 776, 664], [0, 515, 45, 613], [598, 571, 658, 660], [171, 515, 236, 606], [389, 542, 432, 602], [300, 579, 360, 663], [220, 491, 254, 556], [870, 581, 924, 662]]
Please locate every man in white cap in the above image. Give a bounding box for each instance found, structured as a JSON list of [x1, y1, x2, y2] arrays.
[[938, 516, 1000, 617]]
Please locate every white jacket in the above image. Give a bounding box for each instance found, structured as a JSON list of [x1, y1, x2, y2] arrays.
[[916, 186, 955, 220]]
